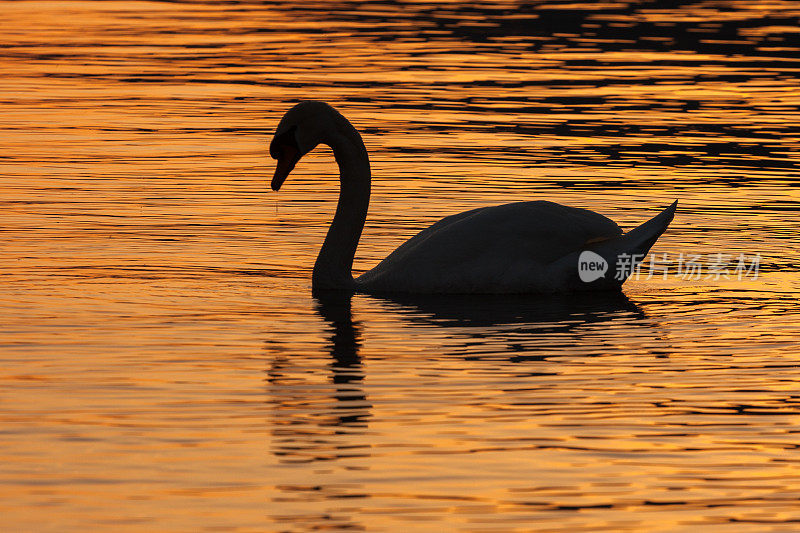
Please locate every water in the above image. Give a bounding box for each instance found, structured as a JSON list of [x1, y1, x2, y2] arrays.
[[2, 1, 800, 530]]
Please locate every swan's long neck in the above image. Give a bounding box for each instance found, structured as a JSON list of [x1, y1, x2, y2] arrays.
[[312, 120, 371, 291]]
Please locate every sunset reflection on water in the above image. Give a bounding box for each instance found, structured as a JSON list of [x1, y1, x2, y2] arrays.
[[1, 1, 800, 531]]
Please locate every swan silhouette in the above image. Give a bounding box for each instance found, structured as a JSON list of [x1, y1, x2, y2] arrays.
[[270, 101, 676, 294]]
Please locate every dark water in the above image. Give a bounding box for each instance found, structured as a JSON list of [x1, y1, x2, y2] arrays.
[[2, 1, 800, 530]]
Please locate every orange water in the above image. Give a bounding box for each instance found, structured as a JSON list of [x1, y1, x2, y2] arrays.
[[2, 1, 800, 531]]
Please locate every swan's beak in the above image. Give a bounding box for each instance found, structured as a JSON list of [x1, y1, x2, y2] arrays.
[[271, 144, 300, 192]]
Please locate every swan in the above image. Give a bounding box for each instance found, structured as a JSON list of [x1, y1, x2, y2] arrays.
[[270, 101, 677, 294]]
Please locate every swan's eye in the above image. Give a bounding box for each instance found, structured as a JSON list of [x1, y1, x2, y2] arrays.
[[270, 143, 288, 160], [269, 142, 284, 160], [270, 125, 298, 159]]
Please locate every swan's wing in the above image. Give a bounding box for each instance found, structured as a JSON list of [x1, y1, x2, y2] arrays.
[[357, 201, 622, 293]]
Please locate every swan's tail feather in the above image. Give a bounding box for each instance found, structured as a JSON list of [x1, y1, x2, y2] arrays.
[[546, 200, 677, 291], [591, 200, 677, 287], [611, 199, 676, 258]]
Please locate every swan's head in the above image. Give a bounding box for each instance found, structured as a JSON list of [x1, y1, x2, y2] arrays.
[[269, 101, 343, 191]]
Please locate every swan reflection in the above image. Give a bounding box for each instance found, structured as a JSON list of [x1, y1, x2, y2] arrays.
[[267, 288, 664, 530], [378, 291, 656, 362], [314, 290, 371, 428], [377, 291, 644, 328], [268, 290, 654, 459], [266, 291, 371, 466]]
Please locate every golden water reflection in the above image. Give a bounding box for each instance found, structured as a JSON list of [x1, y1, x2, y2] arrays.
[[265, 287, 800, 530], [2, 0, 800, 531]]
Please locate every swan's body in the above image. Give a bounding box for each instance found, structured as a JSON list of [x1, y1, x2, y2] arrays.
[[270, 101, 676, 294], [358, 201, 622, 293]]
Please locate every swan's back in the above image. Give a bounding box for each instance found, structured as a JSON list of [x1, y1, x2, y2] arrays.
[[356, 201, 622, 293]]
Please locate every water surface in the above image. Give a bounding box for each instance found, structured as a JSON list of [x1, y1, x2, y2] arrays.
[[2, 1, 800, 531]]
